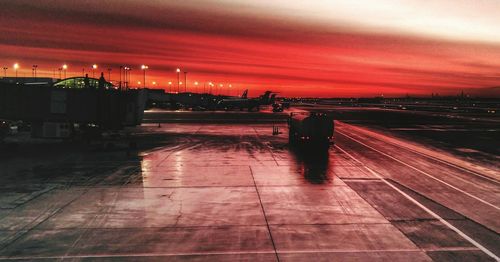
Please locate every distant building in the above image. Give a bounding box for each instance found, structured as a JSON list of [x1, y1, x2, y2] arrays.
[[53, 77, 114, 89], [0, 77, 115, 89], [0, 77, 56, 86]]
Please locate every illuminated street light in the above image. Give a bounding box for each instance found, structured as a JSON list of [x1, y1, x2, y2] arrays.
[[13, 63, 19, 82], [194, 81, 199, 93], [92, 64, 98, 78], [124, 67, 131, 89], [152, 81, 157, 86], [141, 65, 148, 88], [62, 64, 67, 79], [208, 82, 214, 94], [176, 68, 181, 92], [168, 81, 172, 93]]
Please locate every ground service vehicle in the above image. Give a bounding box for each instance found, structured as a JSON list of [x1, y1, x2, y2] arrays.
[[288, 112, 334, 149], [272, 103, 284, 112]]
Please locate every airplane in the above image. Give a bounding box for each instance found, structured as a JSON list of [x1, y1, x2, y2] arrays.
[[217, 90, 276, 111], [163, 89, 254, 110]]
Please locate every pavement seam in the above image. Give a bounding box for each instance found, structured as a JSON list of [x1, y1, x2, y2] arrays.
[[252, 127, 280, 166], [0, 187, 90, 254], [336, 144, 500, 261], [337, 122, 500, 183], [337, 130, 499, 211], [2, 247, 485, 260], [338, 127, 500, 187], [249, 166, 280, 262], [61, 187, 122, 259]]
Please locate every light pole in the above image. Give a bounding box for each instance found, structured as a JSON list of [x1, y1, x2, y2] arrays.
[[227, 84, 231, 96], [58, 67, 62, 79], [194, 81, 199, 93], [13, 63, 19, 83], [124, 67, 131, 89], [183, 71, 187, 92], [92, 64, 98, 78], [119, 66, 123, 89], [209, 82, 214, 94], [141, 65, 148, 88], [168, 81, 172, 93], [32, 65, 38, 79], [107, 68, 112, 82], [62, 64, 67, 79], [2, 67, 7, 77], [176, 68, 181, 92]]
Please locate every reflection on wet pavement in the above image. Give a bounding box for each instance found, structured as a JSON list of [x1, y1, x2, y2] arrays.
[[0, 123, 495, 261]]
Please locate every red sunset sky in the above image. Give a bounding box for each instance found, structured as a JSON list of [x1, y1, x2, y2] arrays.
[[1, 0, 499, 97]]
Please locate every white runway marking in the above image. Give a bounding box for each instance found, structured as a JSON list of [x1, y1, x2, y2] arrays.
[[337, 122, 499, 183], [336, 130, 500, 211], [336, 145, 499, 261]]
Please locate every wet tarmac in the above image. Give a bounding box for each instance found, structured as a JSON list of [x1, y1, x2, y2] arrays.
[[0, 109, 499, 261]]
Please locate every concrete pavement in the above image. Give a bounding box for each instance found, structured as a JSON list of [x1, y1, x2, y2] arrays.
[[0, 118, 498, 261]]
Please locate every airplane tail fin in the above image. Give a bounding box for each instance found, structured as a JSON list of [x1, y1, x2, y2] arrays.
[[241, 89, 248, 99], [260, 91, 272, 104]]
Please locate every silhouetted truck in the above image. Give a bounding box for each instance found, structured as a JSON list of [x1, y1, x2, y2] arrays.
[[288, 112, 334, 148]]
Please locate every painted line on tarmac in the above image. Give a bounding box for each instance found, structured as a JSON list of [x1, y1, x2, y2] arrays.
[[336, 130, 499, 211], [336, 128, 500, 193], [336, 122, 499, 184], [335, 145, 499, 261]]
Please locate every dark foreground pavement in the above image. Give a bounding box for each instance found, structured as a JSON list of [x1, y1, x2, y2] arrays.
[[0, 113, 498, 261]]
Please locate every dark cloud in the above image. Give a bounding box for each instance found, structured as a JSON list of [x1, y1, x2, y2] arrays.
[[1, 0, 499, 96]]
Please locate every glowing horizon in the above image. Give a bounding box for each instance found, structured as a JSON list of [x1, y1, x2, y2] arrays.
[[1, 0, 499, 97]]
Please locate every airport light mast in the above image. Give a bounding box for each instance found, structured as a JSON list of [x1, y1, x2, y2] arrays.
[[92, 64, 98, 78], [107, 68, 111, 82], [184, 71, 187, 92], [32, 65, 38, 79], [124, 67, 131, 90], [13, 63, 19, 83], [208, 82, 214, 94], [2, 67, 7, 77], [119, 66, 123, 90], [62, 64, 67, 79], [141, 65, 148, 88], [176, 68, 181, 92]]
